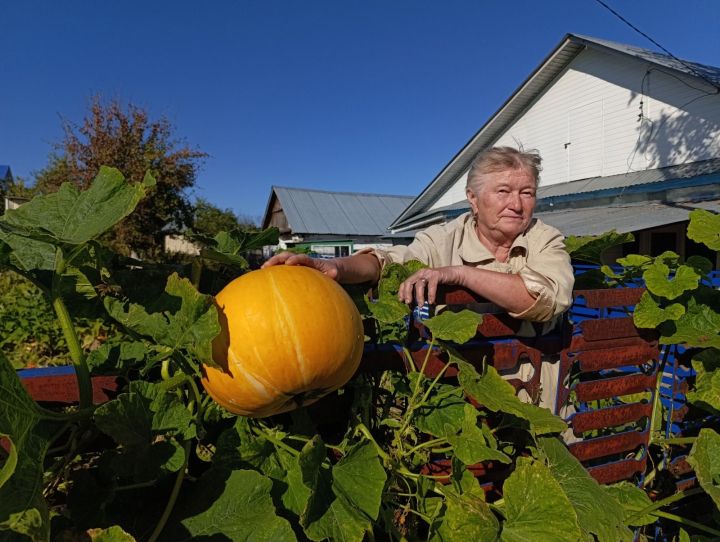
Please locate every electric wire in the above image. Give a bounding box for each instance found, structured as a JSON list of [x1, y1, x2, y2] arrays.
[[593, 0, 720, 93]]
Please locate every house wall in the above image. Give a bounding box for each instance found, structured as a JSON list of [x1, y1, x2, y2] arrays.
[[431, 48, 720, 211]]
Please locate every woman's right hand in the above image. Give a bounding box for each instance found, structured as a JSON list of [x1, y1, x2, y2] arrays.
[[261, 252, 341, 281]]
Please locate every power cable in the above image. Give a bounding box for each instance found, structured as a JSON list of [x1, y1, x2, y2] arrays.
[[593, 0, 720, 93]]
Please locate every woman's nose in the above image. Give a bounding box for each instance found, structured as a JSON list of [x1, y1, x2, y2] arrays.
[[508, 192, 522, 210]]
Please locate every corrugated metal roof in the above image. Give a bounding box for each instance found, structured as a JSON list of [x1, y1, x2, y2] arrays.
[[272, 186, 415, 236], [535, 199, 720, 237], [537, 158, 720, 200], [0, 165, 11, 180], [390, 33, 720, 231]]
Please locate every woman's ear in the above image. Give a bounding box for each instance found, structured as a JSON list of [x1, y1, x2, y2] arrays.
[[466, 187, 479, 215]]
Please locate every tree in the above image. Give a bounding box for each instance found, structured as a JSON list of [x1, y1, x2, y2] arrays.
[[192, 197, 257, 238], [34, 97, 207, 259]]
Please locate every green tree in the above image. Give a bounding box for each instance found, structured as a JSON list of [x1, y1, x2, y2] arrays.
[[34, 97, 207, 259], [192, 197, 257, 237]]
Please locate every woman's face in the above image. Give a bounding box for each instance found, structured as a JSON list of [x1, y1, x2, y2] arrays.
[[466, 168, 537, 244]]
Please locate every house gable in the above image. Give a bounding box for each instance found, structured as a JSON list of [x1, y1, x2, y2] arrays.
[[392, 33, 720, 232]]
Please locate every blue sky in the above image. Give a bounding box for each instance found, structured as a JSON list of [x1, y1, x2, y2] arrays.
[[1, 1, 718, 222]]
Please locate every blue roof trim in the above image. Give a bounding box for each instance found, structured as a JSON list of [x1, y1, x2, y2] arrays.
[[538, 172, 720, 207]]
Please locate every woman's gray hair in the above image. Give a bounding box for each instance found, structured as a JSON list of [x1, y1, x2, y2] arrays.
[[466, 146, 542, 190]]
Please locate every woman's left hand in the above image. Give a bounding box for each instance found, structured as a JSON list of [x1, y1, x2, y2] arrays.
[[398, 267, 462, 306]]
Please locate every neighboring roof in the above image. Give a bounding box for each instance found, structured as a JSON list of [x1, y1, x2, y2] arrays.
[[263, 186, 415, 236], [0, 165, 12, 180], [390, 33, 720, 231], [536, 199, 720, 237], [536, 158, 720, 203]]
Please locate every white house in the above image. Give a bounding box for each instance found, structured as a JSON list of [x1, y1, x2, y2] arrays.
[[389, 34, 720, 264]]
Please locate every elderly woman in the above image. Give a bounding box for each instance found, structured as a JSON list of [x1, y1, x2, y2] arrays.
[[263, 146, 575, 410]]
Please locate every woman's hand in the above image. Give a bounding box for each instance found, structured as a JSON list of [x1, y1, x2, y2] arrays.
[[398, 266, 463, 305], [261, 252, 341, 280]]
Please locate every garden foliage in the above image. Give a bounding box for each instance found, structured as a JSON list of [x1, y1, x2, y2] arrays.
[[0, 170, 719, 541]]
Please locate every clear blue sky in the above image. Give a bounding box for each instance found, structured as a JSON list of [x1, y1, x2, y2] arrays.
[[1, 1, 718, 222]]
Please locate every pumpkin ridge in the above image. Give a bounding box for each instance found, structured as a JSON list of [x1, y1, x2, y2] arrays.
[[267, 269, 310, 387], [226, 345, 276, 401]]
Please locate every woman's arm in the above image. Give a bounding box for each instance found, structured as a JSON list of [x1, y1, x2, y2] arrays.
[[262, 252, 381, 284], [397, 266, 536, 314]]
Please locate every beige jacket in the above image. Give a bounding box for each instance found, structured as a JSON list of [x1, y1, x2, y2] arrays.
[[370, 212, 574, 331]]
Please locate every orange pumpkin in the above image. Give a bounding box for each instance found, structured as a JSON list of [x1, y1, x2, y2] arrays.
[[201, 265, 365, 417]]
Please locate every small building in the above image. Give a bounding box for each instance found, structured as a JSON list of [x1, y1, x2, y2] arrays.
[[389, 34, 720, 266], [261, 186, 415, 256]]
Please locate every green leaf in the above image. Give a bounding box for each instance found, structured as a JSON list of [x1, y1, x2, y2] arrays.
[[687, 349, 720, 413], [660, 304, 720, 349], [686, 255, 714, 276], [0, 353, 53, 542], [643, 262, 700, 300], [603, 482, 655, 527], [104, 273, 220, 367], [414, 384, 467, 438], [367, 296, 410, 324], [616, 254, 653, 269], [87, 525, 136, 541], [435, 482, 500, 541], [446, 405, 511, 465], [539, 437, 633, 541], [0, 167, 145, 245], [564, 231, 634, 265], [169, 468, 297, 541], [687, 428, 720, 509], [500, 457, 582, 542], [301, 441, 387, 542], [86, 341, 150, 374], [457, 362, 567, 435], [0, 434, 17, 490], [688, 209, 720, 251], [198, 228, 279, 269], [633, 291, 685, 328], [423, 310, 482, 344], [94, 381, 195, 481]]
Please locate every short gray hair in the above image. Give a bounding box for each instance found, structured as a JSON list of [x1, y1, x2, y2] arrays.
[[466, 146, 542, 191]]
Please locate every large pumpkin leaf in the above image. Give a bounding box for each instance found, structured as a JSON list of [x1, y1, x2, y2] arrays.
[[446, 405, 511, 465], [603, 482, 655, 527], [539, 437, 633, 541], [457, 361, 567, 435], [198, 227, 280, 269], [0, 354, 55, 542], [86, 526, 136, 542], [436, 483, 499, 541], [168, 468, 297, 541], [0, 167, 147, 246], [687, 348, 720, 413], [500, 457, 582, 542], [94, 381, 195, 482], [423, 309, 482, 344], [300, 441, 386, 542], [659, 304, 720, 349], [413, 383, 467, 438], [687, 429, 720, 509], [564, 231, 634, 265], [104, 273, 220, 367], [687, 209, 720, 251], [643, 262, 700, 300], [633, 291, 685, 329], [367, 296, 410, 324]]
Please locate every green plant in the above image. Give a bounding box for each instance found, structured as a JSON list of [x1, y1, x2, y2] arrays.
[[1, 168, 719, 541], [565, 211, 720, 538]]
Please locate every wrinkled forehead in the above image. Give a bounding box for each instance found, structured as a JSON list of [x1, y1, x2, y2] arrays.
[[469, 167, 538, 191]]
